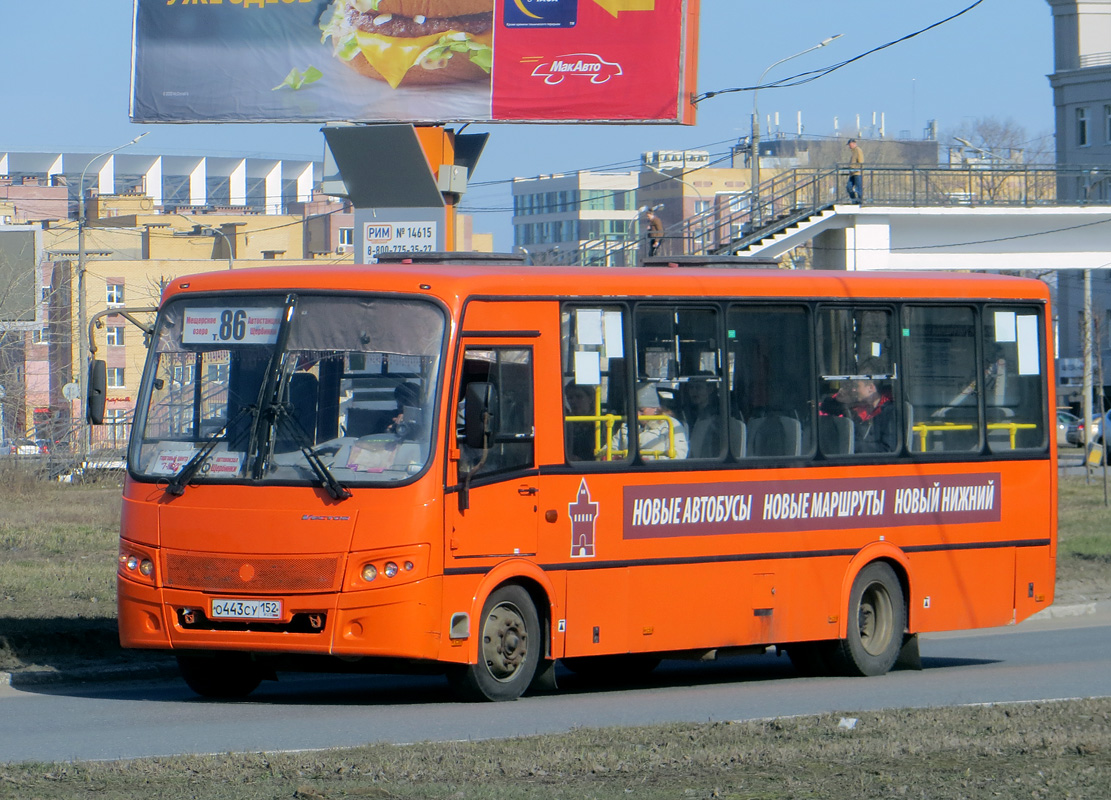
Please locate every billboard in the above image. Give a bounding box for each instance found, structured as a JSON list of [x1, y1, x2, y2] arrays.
[[130, 0, 699, 124], [0, 227, 41, 330]]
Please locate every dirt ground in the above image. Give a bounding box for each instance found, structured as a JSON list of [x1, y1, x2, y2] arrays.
[[2, 699, 1109, 799]]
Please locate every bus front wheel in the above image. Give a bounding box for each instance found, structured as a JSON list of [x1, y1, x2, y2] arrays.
[[176, 652, 264, 699], [830, 562, 906, 677], [448, 585, 540, 702]]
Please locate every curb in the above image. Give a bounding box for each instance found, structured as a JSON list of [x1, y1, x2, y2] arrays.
[[0, 660, 178, 689], [2, 603, 1106, 689], [1029, 600, 1105, 620]]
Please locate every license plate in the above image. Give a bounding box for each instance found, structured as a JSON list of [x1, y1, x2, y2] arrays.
[[210, 598, 282, 620]]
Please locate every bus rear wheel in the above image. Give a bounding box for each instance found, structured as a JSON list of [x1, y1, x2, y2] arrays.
[[176, 652, 264, 698], [448, 585, 540, 702], [829, 562, 906, 677]]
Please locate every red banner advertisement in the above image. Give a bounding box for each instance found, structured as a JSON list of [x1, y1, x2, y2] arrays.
[[130, 0, 699, 124], [623, 473, 1003, 539]]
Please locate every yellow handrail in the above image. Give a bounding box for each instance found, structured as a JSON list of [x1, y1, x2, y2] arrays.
[[912, 421, 1038, 450]]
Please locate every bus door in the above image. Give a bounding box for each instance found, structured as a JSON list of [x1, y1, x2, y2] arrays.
[[446, 336, 541, 560]]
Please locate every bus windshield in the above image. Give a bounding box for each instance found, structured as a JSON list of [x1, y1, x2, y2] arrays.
[[130, 293, 445, 489]]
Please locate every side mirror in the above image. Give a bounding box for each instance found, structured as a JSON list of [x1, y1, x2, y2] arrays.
[[87, 359, 107, 425], [464, 381, 497, 450]]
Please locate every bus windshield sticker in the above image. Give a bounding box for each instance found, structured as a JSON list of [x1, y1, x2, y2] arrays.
[[202, 452, 244, 477], [623, 473, 1002, 540], [574, 350, 601, 385], [576, 309, 604, 346], [994, 311, 1017, 343], [149, 447, 201, 476], [603, 311, 624, 358], [569, 479, 599, 558], [1016, 316, 1040, 375], [182, 307, 282, 345]]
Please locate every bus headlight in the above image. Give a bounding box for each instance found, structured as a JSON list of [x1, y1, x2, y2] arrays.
[[361, 564, 378, 582], [118, 542, 158, 586], [384, 561, 399, 578]]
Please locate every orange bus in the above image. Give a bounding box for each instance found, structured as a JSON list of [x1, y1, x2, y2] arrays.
[[106, 255, 1056, 701]]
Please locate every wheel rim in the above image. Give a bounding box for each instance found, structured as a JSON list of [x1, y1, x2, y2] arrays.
[[858, 581, 895, 656], [482, 601, 529, 683]]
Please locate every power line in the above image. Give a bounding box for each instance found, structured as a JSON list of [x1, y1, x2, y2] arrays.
[[693, 1, 986, 104]]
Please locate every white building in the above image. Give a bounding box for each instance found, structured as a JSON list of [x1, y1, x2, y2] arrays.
[[512, 171, 640, 266]]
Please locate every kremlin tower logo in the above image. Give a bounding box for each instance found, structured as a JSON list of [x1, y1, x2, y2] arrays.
[[568, 478, 599, 558]]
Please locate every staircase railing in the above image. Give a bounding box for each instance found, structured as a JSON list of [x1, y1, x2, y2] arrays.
[[652, 164, 1111, 258]]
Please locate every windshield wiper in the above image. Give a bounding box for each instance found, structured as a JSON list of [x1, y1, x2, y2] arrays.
[[243, 293, 351, 501], [272, 411, 352, 501], [247, 294, 298, 479], [165, 404, 255, 497]]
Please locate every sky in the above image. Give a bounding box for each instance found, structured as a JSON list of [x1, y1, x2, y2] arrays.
[[0, 0, 1058, 250]]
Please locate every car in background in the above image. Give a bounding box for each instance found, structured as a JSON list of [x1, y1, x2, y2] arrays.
[[1058, 410, 1081, 446], [1085, 409, 1111, 446], [8, 438, 46, 455]]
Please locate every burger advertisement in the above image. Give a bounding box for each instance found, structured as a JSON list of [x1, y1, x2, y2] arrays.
[[130, 0, 699, 124]]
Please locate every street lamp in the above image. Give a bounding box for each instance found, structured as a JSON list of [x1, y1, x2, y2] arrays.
[[953, 136, 1018, 165], [177, 216, 235, 270], [750, 35, 842, 229], [76, 132, 148, 461], [643, 162, 706, 255]]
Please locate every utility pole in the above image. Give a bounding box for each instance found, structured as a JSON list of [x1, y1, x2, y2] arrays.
[[1083, 268, 1093, 480], [749, 35, 842, 231], [76, 133, 148, 463]]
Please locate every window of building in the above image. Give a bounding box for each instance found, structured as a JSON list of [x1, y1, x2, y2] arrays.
[[107, 367, 126, 388], [31, 328, 47, 345], [1078, 107, 1090, 147], [106, 283, 124, 305], [207, 363, 229, 384], [338, 227, 353, 246], [104, 409, 128, 448], [1105, 105, 1111, 144], [105, 326, 125, 346]]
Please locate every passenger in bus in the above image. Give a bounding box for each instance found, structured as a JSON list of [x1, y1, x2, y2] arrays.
[[932, 350, 1009, 418], [564, 383, 597, 461], [386, 381, 421, 438], [820, 364, 897, 453], [612, 382, 688, 459], [684, 377, 724, 459]]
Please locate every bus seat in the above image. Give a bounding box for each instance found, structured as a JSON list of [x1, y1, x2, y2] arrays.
[[905, 402, 919, 452], [276, 372, 319, 452], [818, 414, 855, 455], [729, 418, 747, 458], [746, 415, 802, 457]]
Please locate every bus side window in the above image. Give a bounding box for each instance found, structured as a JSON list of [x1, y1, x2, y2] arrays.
[[560, 306, 630, 463], [983, 306, 1046, 452], [902, 306, 979, 454], [457, 347, 534, 477], [728, 304, 814, 459], [817, 306, 899, 456]]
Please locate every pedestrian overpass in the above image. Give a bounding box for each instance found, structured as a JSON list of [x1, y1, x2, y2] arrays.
[[663, 164, 1111, 272]]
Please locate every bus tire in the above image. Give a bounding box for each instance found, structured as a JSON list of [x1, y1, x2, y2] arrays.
[[448, 585, 540, 702], [829, 562, 906, 677], [176, 652, 263, 698]]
